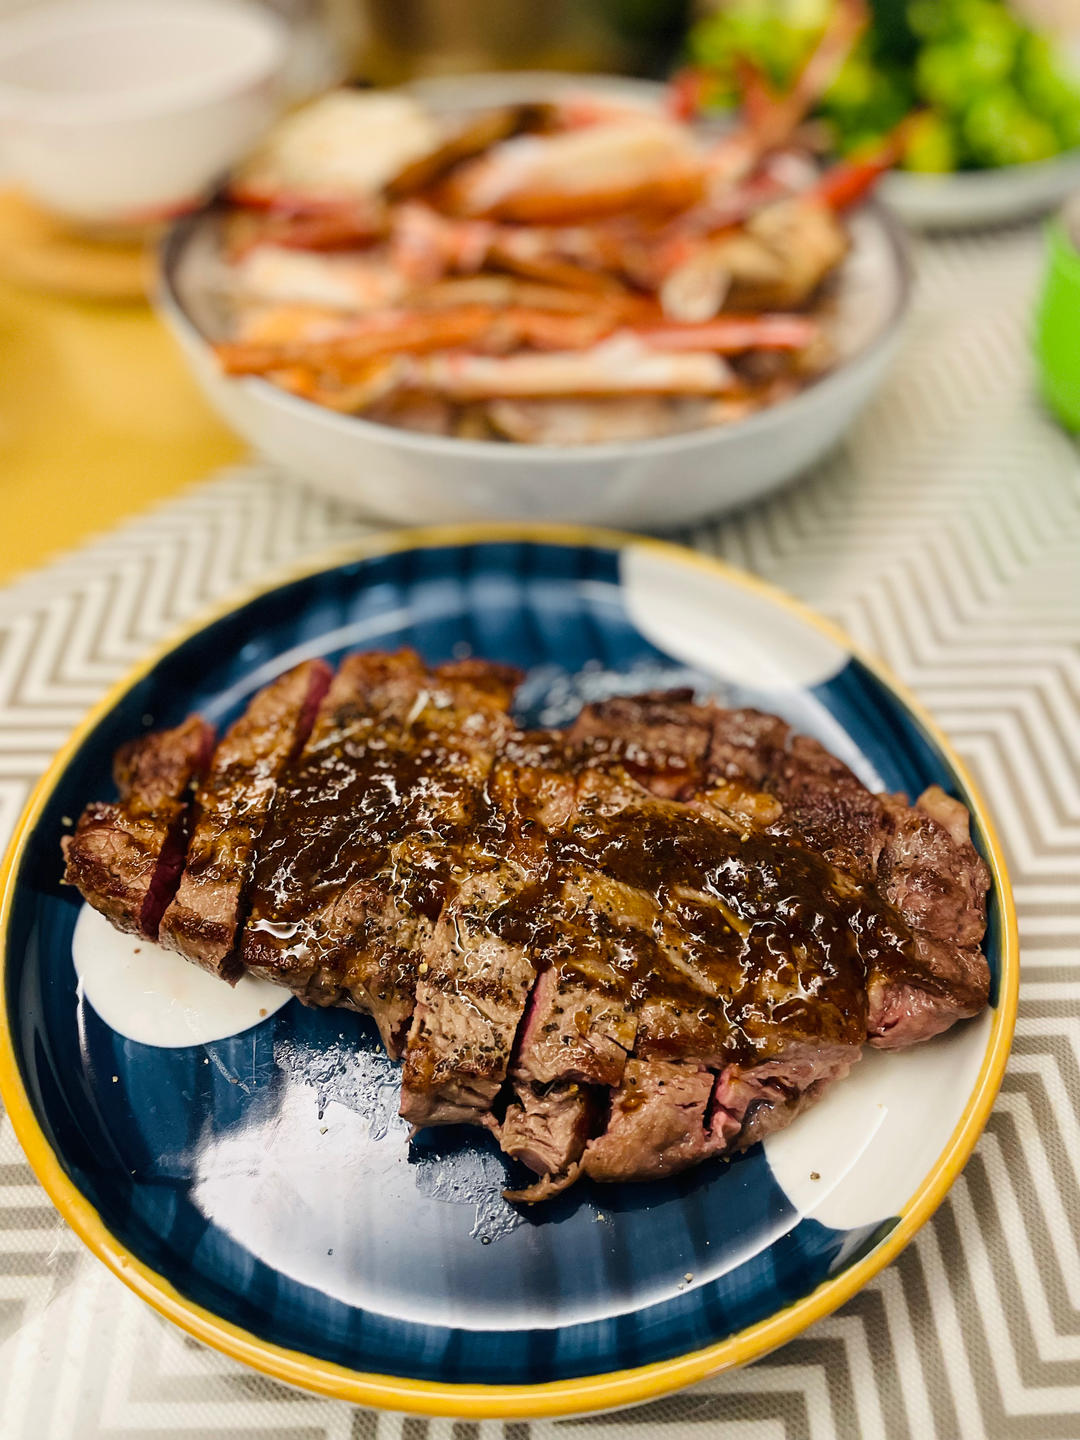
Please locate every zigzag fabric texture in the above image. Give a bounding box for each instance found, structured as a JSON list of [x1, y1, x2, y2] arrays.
[[0, 224, 1075, 1437]]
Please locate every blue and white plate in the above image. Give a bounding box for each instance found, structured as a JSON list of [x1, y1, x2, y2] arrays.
[[0, 528, 1017, 1419]]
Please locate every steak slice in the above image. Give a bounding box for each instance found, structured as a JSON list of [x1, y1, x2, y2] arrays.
[[572, 696, 789, 829], [566, 763, 872, 1053], [490, 752, 648, 1101], [568, 690, 714, 797], [498, 1083, 594, 1202], [711, 1041, 858, 1150], [498, 757, 876, 1198], [724, 735, 990, 1050], [761, 732, 891, 884], [511, 949, 638, 1089], [243, 649, 520, 1054], [580, 1060, 726, 1185], [400, 869, 536, 1127], [868, 786, 990, 1047], [63, 716, 214, 940], [399, 731, 576, 1125], [714, 729, 991, 1050], [157, 660, 331, 980]]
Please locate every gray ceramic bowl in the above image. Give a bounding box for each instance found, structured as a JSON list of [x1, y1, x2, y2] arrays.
[[157, 76, 911, 529]]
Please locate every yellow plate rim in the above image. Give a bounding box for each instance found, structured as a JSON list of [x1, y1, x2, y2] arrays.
[[0, 522, 1019, 1420]]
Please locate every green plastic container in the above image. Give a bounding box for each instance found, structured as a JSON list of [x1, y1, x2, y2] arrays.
[[1035, 214, 1080, 433]]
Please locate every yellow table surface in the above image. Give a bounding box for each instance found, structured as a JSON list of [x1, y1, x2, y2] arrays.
[[0, 275, 243, 587]]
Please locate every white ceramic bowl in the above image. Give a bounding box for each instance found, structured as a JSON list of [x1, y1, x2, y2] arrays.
[[157, 75, 911, 530], [0, 0, 287, 224], [881, 150, 1080, 230]]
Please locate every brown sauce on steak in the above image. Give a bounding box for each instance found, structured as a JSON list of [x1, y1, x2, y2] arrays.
[[473, 753, 906, 1071], [65, 651, 991, 1198]]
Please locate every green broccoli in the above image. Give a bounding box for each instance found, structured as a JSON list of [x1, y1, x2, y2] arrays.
[[964, 85, 1059, 165]]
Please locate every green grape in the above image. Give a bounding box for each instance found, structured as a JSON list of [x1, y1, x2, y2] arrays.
[[688, 0, 827, 88], [835, 126, 885, 158], [952, 0, 1021, 42], [1050, 95, 1080, 149], [964, 86, 1058, 165], [1005, 116, 1060, 163], [1017, 30, 1057, 79], [823, 52, 877, 114], [958, 28, 1017, 89], [971, 31, 1018, 88], [690, 11, 792, 90], [918, 23, 1020, 114], [902, 112, 958, 171], [915, 43, 972, 110], [963, 86, 1021, 148], [1017, 32, 1080, 124], [906, 0, 950, 42], [687, 20, 734, 71], [1026, 67, 1080, 123]]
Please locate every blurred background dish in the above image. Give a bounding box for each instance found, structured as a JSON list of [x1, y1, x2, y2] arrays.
[[685, 0, 1080, 229], [159, 205, 906, 528], [357, 0, 692, 84], [202, 70, 885, 446], [158, 73, 909, 527], [0, 0, 288, 225]]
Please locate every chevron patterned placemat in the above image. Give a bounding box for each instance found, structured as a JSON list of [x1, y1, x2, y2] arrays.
[[0, 222, 1076, 1439]]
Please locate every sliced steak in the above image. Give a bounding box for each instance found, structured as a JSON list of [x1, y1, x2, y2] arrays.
[[493, 753, 646, 1098], [511, 943, 638, 1089], [879, 786, 989, 948], [243, 649, 520, 1054], [762, 732, 891, 884], [701, 716, 991, 1053], [65, 667, 994, 1203], [63, 716, 214, 940], [702, 705, 790, 787], [158, 660, 331, 980], [565, 764, 872, 1062], [501, 757, 876, 1197], [574, 696, 787, 827], [485, 729, 578, 840]]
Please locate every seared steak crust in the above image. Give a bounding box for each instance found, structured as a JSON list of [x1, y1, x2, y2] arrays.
[[65, 657, 992, 1200]]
